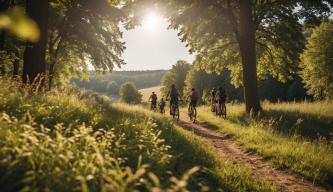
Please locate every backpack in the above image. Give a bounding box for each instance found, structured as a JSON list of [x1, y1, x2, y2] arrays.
[[217, 90, 226, 101], [151, 94, 157, 101], [170, 88, 179, 98], [190, 91, 199, 101]]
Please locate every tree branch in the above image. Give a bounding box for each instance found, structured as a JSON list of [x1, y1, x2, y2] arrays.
[[255, 40, 275, 64]]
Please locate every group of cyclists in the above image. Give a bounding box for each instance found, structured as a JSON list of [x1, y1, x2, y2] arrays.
[[210, 87, 227, 118], [148, 84, 226, 122]]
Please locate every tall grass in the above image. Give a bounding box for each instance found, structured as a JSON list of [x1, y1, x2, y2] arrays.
[[111, 103, 276, 191], [198, 103, 333, 186], [0, 79, 275, 191]]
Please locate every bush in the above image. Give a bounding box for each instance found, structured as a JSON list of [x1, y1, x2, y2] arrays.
[[119, 82, 142, 104]]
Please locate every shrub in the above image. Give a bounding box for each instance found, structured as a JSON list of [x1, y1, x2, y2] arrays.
[[119, 82, 142, 104]]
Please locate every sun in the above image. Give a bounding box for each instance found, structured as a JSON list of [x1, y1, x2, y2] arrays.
[[142, 12, 162, 31]]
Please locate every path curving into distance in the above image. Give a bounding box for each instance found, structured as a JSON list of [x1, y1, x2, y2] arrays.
[[177, 110, 327, 192]]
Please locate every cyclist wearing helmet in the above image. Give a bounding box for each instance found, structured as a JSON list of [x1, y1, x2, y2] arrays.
[[166, 84, 179, 115], [210, 87, 217, 112], [187, 88, 199, 110], [149, 91, 158, 110], [216, 87, 226, 104]]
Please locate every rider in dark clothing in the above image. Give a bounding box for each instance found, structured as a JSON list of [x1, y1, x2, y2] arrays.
[[149, 92, 158, 109], [158, 98, 166, 113], [210, 87, 217, 112], [166, 84, 179, 115], [216, 87, 226, 104], [211, 87, 217, 103]]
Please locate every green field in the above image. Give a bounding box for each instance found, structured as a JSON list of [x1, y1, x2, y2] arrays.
[[0, 80, 276, 191], [197, 102, 333, 185]]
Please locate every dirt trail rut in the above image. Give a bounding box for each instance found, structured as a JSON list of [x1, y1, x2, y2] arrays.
[[177, 112, 327, 192]]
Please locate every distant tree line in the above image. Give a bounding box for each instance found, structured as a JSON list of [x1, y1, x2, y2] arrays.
[[72, 70, 166, 96], [161, 60, 309, 104]]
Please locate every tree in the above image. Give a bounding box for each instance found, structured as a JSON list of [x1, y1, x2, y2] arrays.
[[119, 82, 142, 104], [0, 3, 39, 77], [106, 81, 119, 95], [160, 60, 191, 97], [22, 0, 49, 85], [124, 0, 332, 115], [184, 68, 243, 103], [300, 21, 333, 100], [46, 0, 125, 89]]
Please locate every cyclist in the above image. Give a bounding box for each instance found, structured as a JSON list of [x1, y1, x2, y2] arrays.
[[210, 87, 217, 112], [158, 98, 166, 113], [166, 84, 179, 115], [216, 87, 227, 117], [149, 92, 158, 111], [187, 88, 199, 116]]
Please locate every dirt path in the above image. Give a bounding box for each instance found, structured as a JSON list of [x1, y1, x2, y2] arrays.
[[177, 111, 327, 192]]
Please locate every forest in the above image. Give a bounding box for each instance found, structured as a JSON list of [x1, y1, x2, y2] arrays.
[[0, 0, 332, 192]]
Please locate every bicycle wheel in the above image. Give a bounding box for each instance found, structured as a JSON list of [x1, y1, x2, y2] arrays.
[[222, 105, 227, 119], [192, 107, 197, 122], [171, 104, 176, 118], [189, 106, 193, 121], [215, 104, 220, 116], [175, 107, 180, 121]]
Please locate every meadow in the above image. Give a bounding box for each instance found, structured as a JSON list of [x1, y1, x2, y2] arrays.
[[197, 101, 333, 186], [0, 79, 276, 192]]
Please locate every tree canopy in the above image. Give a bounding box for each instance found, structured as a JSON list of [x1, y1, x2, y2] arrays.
[[124, 0, 333, 114], [300, 21, 333, 100], [160, 60, 191, 97]]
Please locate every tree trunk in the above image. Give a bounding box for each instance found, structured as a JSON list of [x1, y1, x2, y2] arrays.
[[12, 58, 19, 78], [22, 0, 49, 86], [48, 61, 55, 90], [238, 0, 261, 115], [0, 0, 10, 75]]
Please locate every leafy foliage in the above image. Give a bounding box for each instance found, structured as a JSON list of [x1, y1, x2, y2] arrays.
[[119, 82, 142, 104], [160, 60, 191, 97], [0, 6, 39, 42], [184, 68, 243, 103], [46, 0, 126, 88], [300, 21, 333, 100]]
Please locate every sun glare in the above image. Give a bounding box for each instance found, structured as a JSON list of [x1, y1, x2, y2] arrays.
[[142, 12, 161, 31]]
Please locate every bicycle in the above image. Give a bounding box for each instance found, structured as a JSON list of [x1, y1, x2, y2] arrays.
[[170, 102, 180, 120], [150, 101, 157, 112], [188, 104, 197, 123], [215, 102, 227, 119], [159, 104, 165, 114]]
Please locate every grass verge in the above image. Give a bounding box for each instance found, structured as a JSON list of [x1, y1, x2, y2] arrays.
[[198, 104, 333, 187]]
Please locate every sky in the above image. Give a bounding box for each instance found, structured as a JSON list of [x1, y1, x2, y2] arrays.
[[117, 12, 195, 71]]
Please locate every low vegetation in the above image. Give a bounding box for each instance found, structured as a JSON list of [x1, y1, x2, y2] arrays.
[[0, 79, 275, 191], [198, 102, 333, 185]]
